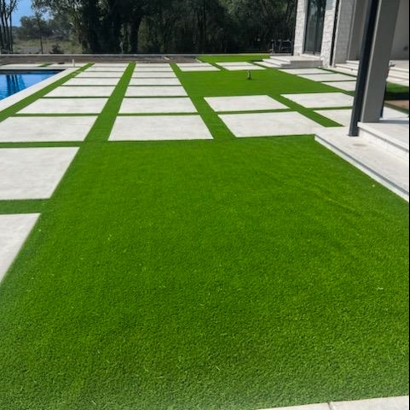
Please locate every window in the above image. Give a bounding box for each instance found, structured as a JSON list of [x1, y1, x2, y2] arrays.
[[304, 0, 327, 54]]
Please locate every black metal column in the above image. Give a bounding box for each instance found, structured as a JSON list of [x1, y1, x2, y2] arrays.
[[348, 0, 380, 137]]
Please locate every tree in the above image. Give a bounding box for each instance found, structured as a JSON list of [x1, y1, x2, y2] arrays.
[[0, 0, 18, 52], [27, 0, 297, 54], [118, 0, 149, 54], [18, 15, 52, 40]]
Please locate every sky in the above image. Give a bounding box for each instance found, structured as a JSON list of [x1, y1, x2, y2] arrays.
[[13, 0, 34, 25]]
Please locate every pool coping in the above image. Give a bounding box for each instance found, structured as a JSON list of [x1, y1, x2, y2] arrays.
[[0, 68, 78, 113]]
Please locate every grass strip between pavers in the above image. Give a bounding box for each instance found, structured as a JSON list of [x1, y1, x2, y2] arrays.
[[84, 63, 135, 143], [0, 199, 48, 215]]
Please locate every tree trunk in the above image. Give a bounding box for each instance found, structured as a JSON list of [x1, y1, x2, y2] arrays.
[[129, 17, 142, 54]]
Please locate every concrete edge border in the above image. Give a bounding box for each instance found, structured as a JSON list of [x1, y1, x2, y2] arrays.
[[0, 68, 78, 113], [259, 396, 409, 410]]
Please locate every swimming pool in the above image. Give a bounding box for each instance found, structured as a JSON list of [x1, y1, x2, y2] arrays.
[[0, 71, 60, 101]]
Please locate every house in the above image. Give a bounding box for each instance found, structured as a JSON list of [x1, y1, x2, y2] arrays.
[[293, 0, 409, 68], [306, 0, 409, 202]]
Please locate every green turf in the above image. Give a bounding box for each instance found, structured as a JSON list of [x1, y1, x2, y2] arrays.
[[385, 83, 409, 108], [0, 61, 408, 410]]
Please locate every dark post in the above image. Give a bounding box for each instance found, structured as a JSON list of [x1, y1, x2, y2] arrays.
[[349, 0, 380, 137]]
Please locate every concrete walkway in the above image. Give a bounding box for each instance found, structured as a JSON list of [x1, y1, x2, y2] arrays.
[[261, 396, 409, 410]]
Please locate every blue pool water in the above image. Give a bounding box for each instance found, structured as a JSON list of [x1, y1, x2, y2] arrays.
[[0, 71, 59, 101]]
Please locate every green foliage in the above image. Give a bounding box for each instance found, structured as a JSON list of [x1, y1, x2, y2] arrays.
[[17, 15, 53, 40], [32, 0, 297, 53], [0, 0, 18, 51]]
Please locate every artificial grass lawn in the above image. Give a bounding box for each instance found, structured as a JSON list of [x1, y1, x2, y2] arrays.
[[0, 62, 408, 410], [385, 83, 409, 101]]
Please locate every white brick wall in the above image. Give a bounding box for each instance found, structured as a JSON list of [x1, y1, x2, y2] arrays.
[[321, 0, 338, 67], [293, 0, 357, 66], [294, 0, 307, 56]]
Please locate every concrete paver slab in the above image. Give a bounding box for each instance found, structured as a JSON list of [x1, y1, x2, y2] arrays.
[[129, 78, 181, 86], [0, 147, 79, 200], [86, 67, 126, 72], [0, 214, 40, 283], [63, 78, 120, 86], [136, 64, 171, 68], [0, 116, 97, 142], [220, 111, 322, 137], [217, 62, 256, 67], [45, 86, 115, 97], [120, 98, 197, 114], [205, 95, 287, 112], [282, 93, 354, 108], [331, 396, 409, 410], [177, 63, 214, 68], [323, 81, 357, 91], [279, 68, 328, 75], [134, 67, 174, 72], [316, 107, 407, 127], [75, 72, 124, 78], [19, 98, 108, 114], [298, 73, 357, 82], [221, 65, 266, 71], [110, 115, 213, 141], [178, 66, 220, 72], [125, 86, 187, 97], [132, 72, 178, 78], [315, 108, 356, 126], [92, 63, 128, 67]]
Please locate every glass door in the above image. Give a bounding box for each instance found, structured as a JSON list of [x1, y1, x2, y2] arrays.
[[304, 0, 326, 54]]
